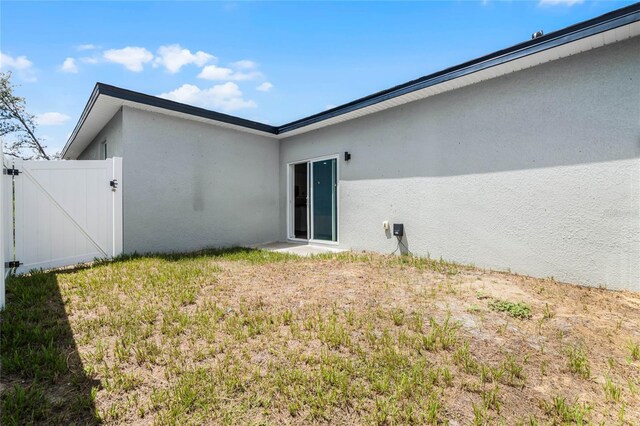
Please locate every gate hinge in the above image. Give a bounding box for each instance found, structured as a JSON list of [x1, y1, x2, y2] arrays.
[[4, 168, 20, 176], [110, 179, 118, 190], [5, 261, 21, 268]]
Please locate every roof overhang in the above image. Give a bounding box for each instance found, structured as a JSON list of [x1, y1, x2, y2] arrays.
[[62, 84, 279, 159], [62, 3, 640, 159]]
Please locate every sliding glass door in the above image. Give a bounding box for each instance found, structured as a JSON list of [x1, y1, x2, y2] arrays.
[[290, 157, 338, 243]]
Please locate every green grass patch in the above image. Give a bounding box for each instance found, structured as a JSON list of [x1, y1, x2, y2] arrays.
[[488, 299, 532, 319]]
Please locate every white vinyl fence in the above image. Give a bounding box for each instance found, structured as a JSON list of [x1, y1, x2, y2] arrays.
[[1, 155, 123, 309]]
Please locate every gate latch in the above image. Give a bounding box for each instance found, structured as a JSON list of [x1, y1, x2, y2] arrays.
[[110, 179, 118, 190], [4, 168, 20, 176]]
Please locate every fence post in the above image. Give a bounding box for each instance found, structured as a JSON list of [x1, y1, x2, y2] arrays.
[[1, 150, 5, 310], [112, 157, 123, 257]]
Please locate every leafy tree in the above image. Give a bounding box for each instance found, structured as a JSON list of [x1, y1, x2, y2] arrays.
[[0, 72, 50, 160]]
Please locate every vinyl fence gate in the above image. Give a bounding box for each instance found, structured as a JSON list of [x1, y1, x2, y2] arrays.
[[1, 152, 123, 309]]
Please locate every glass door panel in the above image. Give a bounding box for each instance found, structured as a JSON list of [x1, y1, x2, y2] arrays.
[[293, 163, 308, 239], [312, 159, 337, 242]]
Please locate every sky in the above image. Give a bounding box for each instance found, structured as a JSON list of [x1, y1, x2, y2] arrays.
[[0, 0, 636, 155]]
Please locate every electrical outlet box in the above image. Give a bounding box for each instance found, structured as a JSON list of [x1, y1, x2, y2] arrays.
[[393, 223, 404, 237]]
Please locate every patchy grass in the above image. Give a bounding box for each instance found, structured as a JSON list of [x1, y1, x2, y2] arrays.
[[2, 247, 640, 424]]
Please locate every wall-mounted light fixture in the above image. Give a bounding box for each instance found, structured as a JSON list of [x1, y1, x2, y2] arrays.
[[344, 151, 351, 162]]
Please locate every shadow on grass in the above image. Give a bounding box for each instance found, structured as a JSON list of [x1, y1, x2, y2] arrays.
[[97, 246, 301, 265], [0, 272, 100, 425]]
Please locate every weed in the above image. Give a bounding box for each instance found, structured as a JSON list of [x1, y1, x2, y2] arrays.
[[540, 360, 548, 376], [482, 385, 501, 414], [628, 340, 640, 361], [543, 303, 554, 320], [629, 378, 638, 396], [453, 341, 478, 374], [489, 299, 532, 319], [423, 393, 441, 424], [619, 403, 626, 424], [391, 308, 405, 326], [442, 366, 453, 386], [603, 376, 622, 403], [472, 401, 490, 425], [318, 315, 350, 349], [466, 304, 483, 313], [566, 346, 591, 379], [503, 354, 526, 387], [410, 312, 423, 332], [282, 308, 293, 325], [543, 396, 591, 424], [476, 291, 490, 300]]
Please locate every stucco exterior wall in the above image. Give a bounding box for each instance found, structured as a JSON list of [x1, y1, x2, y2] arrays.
[[121, 107, 280, 254], [279, 37, 640, 290], [78, 109, 123, 160]]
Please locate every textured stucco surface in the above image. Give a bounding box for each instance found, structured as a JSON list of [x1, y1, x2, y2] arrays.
[[279, 38, 640, 290], [78, 109, 123, 160], [121, 107, 280, 254]]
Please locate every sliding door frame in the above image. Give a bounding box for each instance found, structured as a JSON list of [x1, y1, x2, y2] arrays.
[[286, 153, 339, 245]]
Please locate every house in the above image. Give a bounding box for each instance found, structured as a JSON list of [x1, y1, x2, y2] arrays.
[[62, 4, 640, 291]]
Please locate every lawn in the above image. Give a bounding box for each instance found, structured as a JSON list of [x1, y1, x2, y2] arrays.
[[1, 248, 639, 425]]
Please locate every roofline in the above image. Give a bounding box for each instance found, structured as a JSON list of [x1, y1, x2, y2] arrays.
[[61, 83, 278, 156], [62, 2, 640, 157]]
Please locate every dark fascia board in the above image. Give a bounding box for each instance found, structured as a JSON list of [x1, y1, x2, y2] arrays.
[[63, 2, 640, 157], [278, 2, 640, 134], [96, 83, 278, 134]]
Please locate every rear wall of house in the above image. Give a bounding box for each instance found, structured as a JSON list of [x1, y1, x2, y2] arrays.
[[279, 37, 640, 290], [121, 107, 280, 254]]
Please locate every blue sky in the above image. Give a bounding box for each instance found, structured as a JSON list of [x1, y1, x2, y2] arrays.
[[0, 0, 635, 155]]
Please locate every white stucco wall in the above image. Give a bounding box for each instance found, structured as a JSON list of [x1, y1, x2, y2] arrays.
[[120, 107, 280, 254], [279, 37, 640, 290], [78, 109, 123, 160]]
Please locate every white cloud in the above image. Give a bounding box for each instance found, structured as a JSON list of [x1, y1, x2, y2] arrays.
[[0, 52, 36, 81], [231, 59, 257, 70], [198, 65, 233, 80], [538, 0, 584, 6], [80, 56, 99, 64], [0, 52, 32, 70], [154, 44, 215, 73], [77, 44, 98, 51], [60, 57, 78, 73], [198, 64, 261, 81], [256, 82, 273, 92], [103, 46, 153, 72], [36, 112, 71, 126], [158, 82, 256, 111]]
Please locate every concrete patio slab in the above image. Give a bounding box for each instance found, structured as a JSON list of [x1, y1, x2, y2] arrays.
[[250, 241, 347, 257]]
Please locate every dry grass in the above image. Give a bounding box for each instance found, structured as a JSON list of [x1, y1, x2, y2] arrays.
[[2, 248, 639, 425]]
